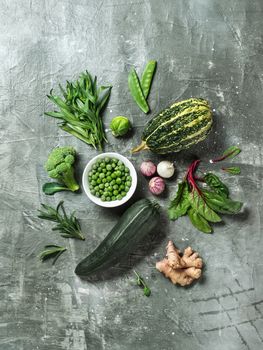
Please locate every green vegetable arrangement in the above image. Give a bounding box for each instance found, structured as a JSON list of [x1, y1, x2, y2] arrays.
[[43, 146, 79, 195], [128, 60, 157, 113], [45, 71, 111, 150], [168, 147, 243, 233]]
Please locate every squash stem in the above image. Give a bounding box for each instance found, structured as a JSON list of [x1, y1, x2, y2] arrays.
[[131, 141, 149, 153]]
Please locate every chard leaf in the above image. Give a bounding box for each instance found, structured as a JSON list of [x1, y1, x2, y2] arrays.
[[188, 208, 212, 233], [42, 182, 70, 195], [223, 146, 241, 159], [168, 181, 190, 220], [203, 191, 243, 214], [204, 173, 229, 198], [190, 189, 222, 223], [222, 167, 241, 175]]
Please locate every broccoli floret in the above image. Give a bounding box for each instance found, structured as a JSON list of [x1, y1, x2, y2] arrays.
[[44, 147, 79, 192]]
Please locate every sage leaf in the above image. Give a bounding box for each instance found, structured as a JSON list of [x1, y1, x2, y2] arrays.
[[222, 167, 241, 175], [190, 189, 222, 223], [188, 208, 212, 233], [204, 173, 229, 198], [168, 181, 190, 220]]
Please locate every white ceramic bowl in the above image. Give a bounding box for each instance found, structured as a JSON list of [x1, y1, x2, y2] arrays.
[[82, 152, 137, 208]]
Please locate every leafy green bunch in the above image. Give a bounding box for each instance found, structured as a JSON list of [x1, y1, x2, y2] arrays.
[[168, 146, 243, 233], [45, 71, 111, 150]]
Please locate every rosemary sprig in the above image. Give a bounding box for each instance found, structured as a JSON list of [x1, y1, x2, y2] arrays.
[[45, 71, 112, 150], [134, 270, 151, 297], [38, 201, 85, 240], [39, 245, 67, 265]]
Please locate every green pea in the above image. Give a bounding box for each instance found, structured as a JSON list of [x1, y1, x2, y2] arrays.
[[111, 173, 117, 179], [113, 190, 118, 196], [106, 197, 111, 201], [110, 180, 116, 185], [99, 189, 103, 194], [108, 186, 113, 192], [115, 170, 121, 177], [125, 186, 130, 192], [97, 167, 102, 172], [121, 176, 126, 181], [112, 158, 118, 163], [99, 184, 104, 189], [117, 160, 122, 166], [117, 194, 122, 200], [94, 186, 99, 191], [119, 165, 125, 171], [107, 176, 112, 182], [113, 184, 119, 190], [124, 167, 129, 173], [105, 183, 109, 188], [91, 189, 96, 195], [102, 178, 107, 183], [127, 175, 132, 181], [105, 157, 110, 163], [96, 178, 101, 184], [128, 68, 149, 114], [95, 192, 100, 197], [106, 171, 111, 176], [119, 184, 125, 190], [101, 195, 106, 201], [88, 171, 93, 177], [90, 180, 96, 186], [100, 162, 106, 168], [92, 164, 97, 170], [126, 181, 131, 187], [121, 191, 126, 197], [116, 178, 121, 184], [99, 173, 105, 179], [111, 196, 116, 201], [106, 164, 112, 171], [111, 163, 116, 168], [104, 192, 110, 197]]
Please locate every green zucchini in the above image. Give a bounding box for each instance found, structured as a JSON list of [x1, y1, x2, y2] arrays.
[[75, 199, 160, 276], [132, 98, 213, 154]]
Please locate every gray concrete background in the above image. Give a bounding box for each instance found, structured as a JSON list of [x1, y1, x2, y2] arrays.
[[0, 0, 263, 349]]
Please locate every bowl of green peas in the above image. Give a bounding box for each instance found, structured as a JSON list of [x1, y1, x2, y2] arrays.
[[82, 152, 137, 207]]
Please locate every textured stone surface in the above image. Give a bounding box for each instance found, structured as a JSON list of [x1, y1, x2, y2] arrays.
[[0, 0, 263, 349]]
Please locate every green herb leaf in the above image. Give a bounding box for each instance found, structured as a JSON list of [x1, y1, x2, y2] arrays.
[[190, 189, 222, 223], [133, 270, 151, 297], [39, 245, 67, 265], [42, 182, 70, 195], [210, 146, 241, 163], [204, 173, 229, 198], [223, 146, 241, 159], [141, 60, 157, 99], [222, 167, 241, 175], [203, 191, 243, 214], [168, 181, 190, 220], [188, 208, 212, 233], [37, 201, 85, 240]]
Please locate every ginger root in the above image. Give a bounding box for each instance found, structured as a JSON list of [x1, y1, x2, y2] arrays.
[[156, 241, 203, 286]]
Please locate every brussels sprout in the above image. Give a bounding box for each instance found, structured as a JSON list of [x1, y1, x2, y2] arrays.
[[110, 116, 131, 137]]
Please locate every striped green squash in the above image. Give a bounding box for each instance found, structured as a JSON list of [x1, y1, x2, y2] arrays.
[[132, 98, 213, 154]]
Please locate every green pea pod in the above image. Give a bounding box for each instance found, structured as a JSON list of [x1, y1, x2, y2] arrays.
[[128, 68, 149, 114], [141, 60, 157, 99]]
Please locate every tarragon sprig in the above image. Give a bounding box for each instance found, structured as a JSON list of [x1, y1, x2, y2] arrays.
[[45, 71, 111, 150]]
